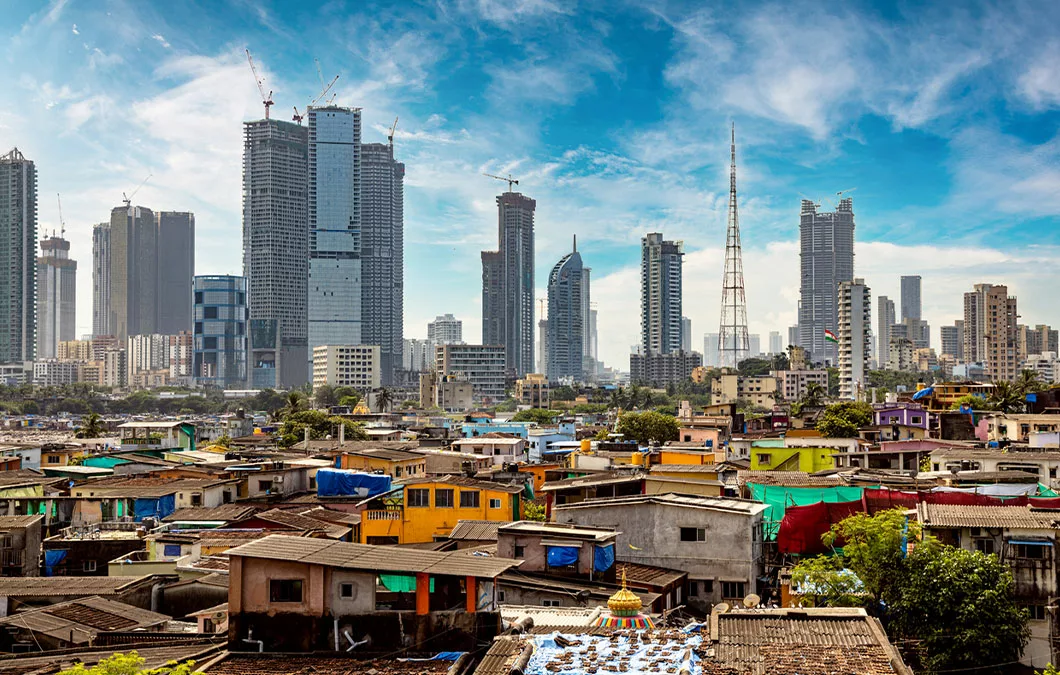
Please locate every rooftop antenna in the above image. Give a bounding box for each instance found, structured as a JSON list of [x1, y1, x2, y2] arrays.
[[245, 48, 273, 120], [718, 122, 750, 370], [483, 172, 519, 192]]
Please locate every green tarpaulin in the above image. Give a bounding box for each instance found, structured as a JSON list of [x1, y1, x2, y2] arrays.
[[748, 483, 866, 539], [379, 574, 433, 593]]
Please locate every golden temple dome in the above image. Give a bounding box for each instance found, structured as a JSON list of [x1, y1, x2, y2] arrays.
[[607, 571, 643, 616]]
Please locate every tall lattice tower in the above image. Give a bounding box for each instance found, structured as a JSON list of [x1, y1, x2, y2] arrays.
[[718, 123, 749, 369]]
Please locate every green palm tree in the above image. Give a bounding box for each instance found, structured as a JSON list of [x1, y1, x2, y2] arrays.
[[283, 391, 307, 418], [801, 382, 826, 408], [988, 380, 1025, 414], [1016, 369, 1045, 396], [376, 387, 393, 412], [77, 412, 105, 439]]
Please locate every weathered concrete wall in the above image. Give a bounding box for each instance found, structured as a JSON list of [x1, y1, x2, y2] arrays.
[[328, 570, 375, 615]]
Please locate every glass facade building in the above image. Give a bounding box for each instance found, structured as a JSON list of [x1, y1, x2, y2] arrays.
[[193, 275, 248, 389]]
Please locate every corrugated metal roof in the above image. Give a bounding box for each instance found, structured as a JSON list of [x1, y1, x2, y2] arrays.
[[163, 505, 259, 523], [0, 575, 151, 596], [201, 654, 452, 674], [737, 471, 845, 487], [248, 508, 351, 539], [226, 534, 520, 578], [0, 641, 224, 675], [401, 475, 524, 493], [447, 520, 509, 541], [0, 596, 169, 643], [0, 515, 43, 528], [649, 464, 719, 473], [918, 503, 1060, 529]]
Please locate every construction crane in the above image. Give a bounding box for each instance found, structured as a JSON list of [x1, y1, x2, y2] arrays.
[[56, 193, 66, 238], [245, 48, 273, 120], [483, 172, 519, 192], [387, 116, 399, 149], [292, 106, 304, 124], [836, 187, 857, 200], [292, 71, 340, 125], [122, 174, 152, 210]]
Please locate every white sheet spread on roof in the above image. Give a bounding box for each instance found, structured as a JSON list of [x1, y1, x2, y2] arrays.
[[932, 484, 1038, 496], [526, 631, 702, 674]]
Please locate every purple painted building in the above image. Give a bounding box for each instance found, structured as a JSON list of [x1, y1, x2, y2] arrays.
[[873, 403, 929, 430]]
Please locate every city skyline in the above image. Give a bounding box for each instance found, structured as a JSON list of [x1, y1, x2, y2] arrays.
[[4, 2, 1060, 371]]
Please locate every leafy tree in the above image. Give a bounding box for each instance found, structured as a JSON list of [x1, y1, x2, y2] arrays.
[[550, 385, 577, 401], [889, 544, 1029, 674], [737, 357, 773, 377], [816, 401, 873, 438], [281, 391, 307, 419], [821, 509, 918, 606], [826, 367, 840, 397], [988, 380, 1025, 413], [278, 410, 366, 447], [615, 411, 679, 446], [313, 384, 337, 408], [375, 387, 393, 412], [512, 408, 559, 425], [1038, 665, 1060, 675], [76, 412, 106, 439], [949, 394, 995, 411], [523, 502, 546, 522], [58, 651, 196, 675], [215, 435, 232, 448], [1017, 369, 1046, 395], [21, 400, 39, 415], [800, 382, 826, 408], [789, 555, 866, 608]]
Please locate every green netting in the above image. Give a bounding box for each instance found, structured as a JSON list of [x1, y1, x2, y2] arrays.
[[747, 483, 866, 540], [1036, 484, 1058, 497], [379, 574, 433, 592]]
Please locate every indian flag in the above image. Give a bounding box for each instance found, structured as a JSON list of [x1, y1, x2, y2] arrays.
[[824, 329, 839, 344]]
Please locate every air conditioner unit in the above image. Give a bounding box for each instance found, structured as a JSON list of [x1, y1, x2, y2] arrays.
[[273, 475, 284, 484]]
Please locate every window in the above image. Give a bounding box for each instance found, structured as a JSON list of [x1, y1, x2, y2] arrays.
[[911, 416, 922, 424], [514, 545, 525, 558], [204, 306, 218, 319], [702, 580, 714, 594], [756, 453, 771, 464], [974, 539, 995, 555], [1025, 604, 1047, 621], [497, 590, 506, 602], [46, 455, 61, 464], [83, 560, 97, 572], [407, 489, 430, 507], [190, 494, 202, 507], [460, 491, 480, 508], [542, 599, 561, 607], [489, 498, 502, 509], [258, 480, 273, 493], [339, 583, 354, 598], [269, 579, 303, 603], [722, 582, 745, 599], [680, 527, 706, 542], [1012, 543, 1048, 559], [436, 489, 454, 508]]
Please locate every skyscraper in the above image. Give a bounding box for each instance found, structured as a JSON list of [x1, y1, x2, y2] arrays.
[[748, 334, 761, 357], [900, 275, 921, 321], [360, 140, 404, 386], [243, 118, 309, 388], [0, 148, 36, 364], [797, 198, 855, 364], [681, 317, 692, 353], [481, 190, 535, 377], [838, 278, 871, 400], [877, 296, 895, 368], [193, 275, 248, 389], [307, 106, 362, 358], [109, 205, 156, 341], [547, 237, 585, 381], [769, 331, 783, 355], [641, 233, 683, 355], [718, 125, 749, 369], [582, 268, 594, 380], [427, 314, 463, 345], [36, 235, 76, 359], [703, 333, 720, 367], [983, 285, 1018, 382], [962, 284, 991, 364], [155, 211, 195, 335], [940, 324, 959, 358], [92, 222, 112, 337]]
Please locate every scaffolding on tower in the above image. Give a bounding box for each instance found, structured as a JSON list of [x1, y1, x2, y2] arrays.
[[718, 123, 750, 370]]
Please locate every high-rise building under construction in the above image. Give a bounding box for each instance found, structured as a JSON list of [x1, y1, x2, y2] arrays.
[[482, 190, 536, 378]]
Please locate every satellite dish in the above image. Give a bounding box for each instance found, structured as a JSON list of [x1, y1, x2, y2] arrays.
[[712, 602, 731, 614], [743, 593, 761, 608]]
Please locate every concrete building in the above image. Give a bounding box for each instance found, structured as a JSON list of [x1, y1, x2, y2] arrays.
[[537, 315, 548, 376], [703, 332, 720, 367], [33, 360, 79, 386], [312, 344, 380, 391], [307, 106, 362, 362], [640, 233, 683, 355], [747, 333, 761, 358], [57, 339, 91, 361], [242, 118, 309, 388], [515, 373, 549, 408], [419, 371, 474, 412], [877, 296, 894, 369], [436, 343, 507, 403], [681, 317, 692, 353], [964, 284, 1020, 382], [768, 331, 783, 355], [546, 239, 585, 381], [127, 333, 172, 381], [35, 235, 76, 359], [797, 198, 855, 364], [711, 373, 778, 408], [482, 191, 536, 378], [102, 348, 127, 388], [0, 148, 37, 364], [108, 205, 156, 341], [554, 494, 767, 610], [773, 369, 829, 402], [1022, 352, 1059, 384], [91, 222, 111, 336], [360, 141, 404, 385], [888, 338, 915, 372], [940, 324, 960, 358], [427, 314, 462, 345], [838, 278, 871, 400], [402, 338, 432, 373], [1018, 324, 1059, 359], [154, 211, 194, 335], [193, 275, 248, 389], [900, 275, 921, 321], [168, 331, 193, 381], [629, 350, 702, 387]]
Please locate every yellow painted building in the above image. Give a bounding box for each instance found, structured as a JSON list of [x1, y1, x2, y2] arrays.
[[360, 476, 523, 545], [656, 448, 716, 465], [750, 446, 835, 473], [338, 449, 427, 479]]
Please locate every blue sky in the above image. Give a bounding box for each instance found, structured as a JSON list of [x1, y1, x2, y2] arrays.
[[3, 0, 1060, 369]]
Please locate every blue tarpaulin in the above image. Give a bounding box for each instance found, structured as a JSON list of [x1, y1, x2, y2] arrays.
[[911, 387, 934, 401], [134, 493, 176, 521], [546, 545, 579, 567], [317, 469, 392, 497], [43, 549, 66, 576], [594, 544, 615, 572]]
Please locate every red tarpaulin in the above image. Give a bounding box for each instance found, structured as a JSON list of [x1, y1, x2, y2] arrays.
[[777, 489, 1060, 555]]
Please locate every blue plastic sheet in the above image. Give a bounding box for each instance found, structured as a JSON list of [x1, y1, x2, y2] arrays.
[[43, 549, 67, 576], [594, 544, 615, 572], [134, 493, 176, 521], [317, 469, 392, 497], [546, 545, 579, 567]]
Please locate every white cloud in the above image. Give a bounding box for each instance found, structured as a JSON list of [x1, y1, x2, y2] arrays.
[[71, 23, 79, 35], [459, 0, 570, 26], [151, 34, 171, 49], [1018, 43, 1060, 110]]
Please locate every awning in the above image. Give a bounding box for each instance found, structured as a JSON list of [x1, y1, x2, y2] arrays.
[[546, 545, 579, 567], [594, 544, 615, 572], [1007, 540, 1052, 546]]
